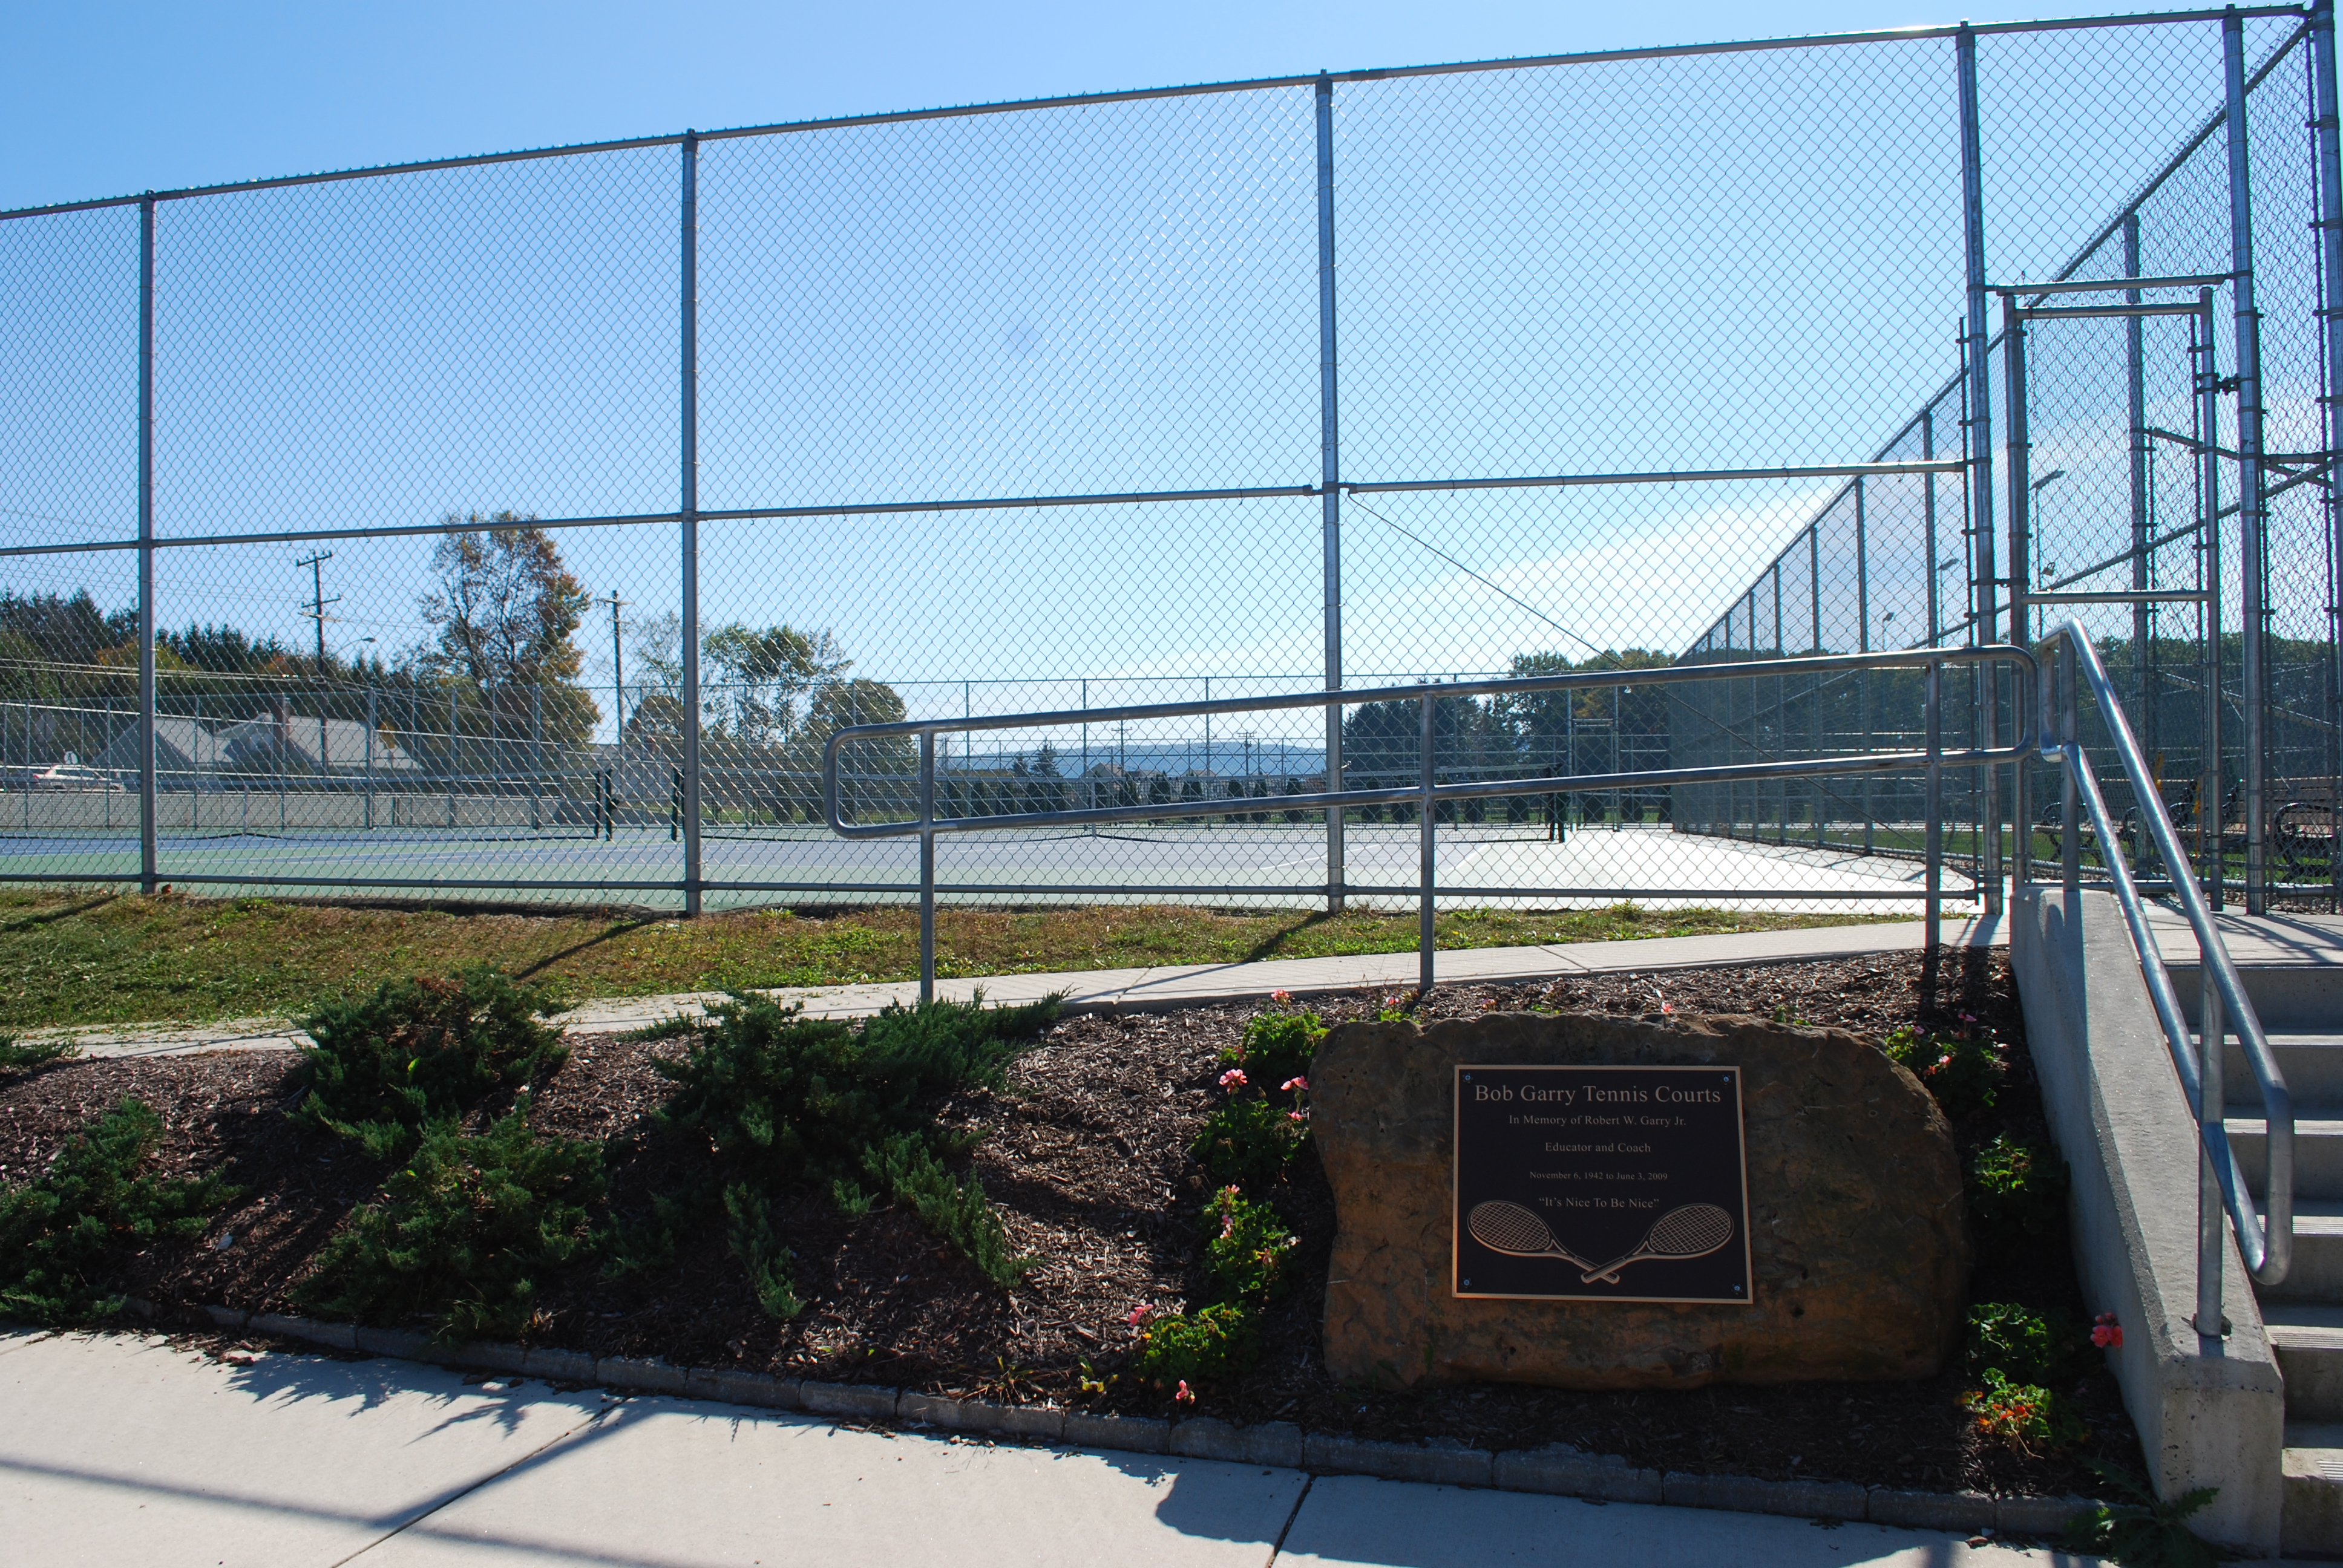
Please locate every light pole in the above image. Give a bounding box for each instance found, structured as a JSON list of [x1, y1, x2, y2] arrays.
[[2028, 469, 2067, 644]]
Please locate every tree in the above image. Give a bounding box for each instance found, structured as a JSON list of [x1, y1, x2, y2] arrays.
[[416, 514, 597, 745], [703, 623, 850, 747], [1342, 688, 1511, 797]]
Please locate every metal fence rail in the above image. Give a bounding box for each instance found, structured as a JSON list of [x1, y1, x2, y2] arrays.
[[825, 647, 2036, 999], [1, 7, 2335, 916]]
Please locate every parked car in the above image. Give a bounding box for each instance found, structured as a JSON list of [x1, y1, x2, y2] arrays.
[[27, 763, 126, 792]]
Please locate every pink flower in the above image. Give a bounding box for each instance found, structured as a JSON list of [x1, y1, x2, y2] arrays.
[[2092, 1313, 2123, 1350], [1659, 1002, 1676, 1015], [1282, 1076, 1308, 1093], [1125, 1304, 1150, 1327], [1288, 1111, 1306, 1122], [1959, 1011, 1978, 1024], [1220, 1185, 1240, 1197], [1270, 989, 1293, 1005], [1219, 1067, 1248, 1088], [1173, 1380, 1196, 1405]]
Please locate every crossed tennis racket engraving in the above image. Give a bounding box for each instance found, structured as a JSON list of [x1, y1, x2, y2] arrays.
[[1467, 1199, 1734, 1284]]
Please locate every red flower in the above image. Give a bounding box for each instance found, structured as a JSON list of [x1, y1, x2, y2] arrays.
[[1174, 1380, 1196, 1405], [2091, 1313, 2123, 1350]]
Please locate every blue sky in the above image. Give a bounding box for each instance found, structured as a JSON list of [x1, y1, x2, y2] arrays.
[[3, 1, 2309, 754], [1, 2, 2226, 214]]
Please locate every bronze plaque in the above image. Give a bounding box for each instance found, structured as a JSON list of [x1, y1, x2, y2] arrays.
[[1453, 1063, 1752, 1304]]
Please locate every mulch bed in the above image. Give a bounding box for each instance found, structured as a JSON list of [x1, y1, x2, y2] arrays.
[[0, 947, 2135, 1502]]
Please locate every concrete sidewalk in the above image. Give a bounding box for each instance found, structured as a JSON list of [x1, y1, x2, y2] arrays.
[[44, 914, 2003, 1059], [0, 1328, 2097, 1567]]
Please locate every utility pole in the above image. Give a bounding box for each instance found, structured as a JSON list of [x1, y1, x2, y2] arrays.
[[601, 592, 630, 741], [298, 550, 338, 771]]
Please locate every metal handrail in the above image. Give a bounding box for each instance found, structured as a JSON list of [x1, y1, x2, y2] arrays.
[[2036, 621, 2293, 1314], [825, 644, 2039, 1002]]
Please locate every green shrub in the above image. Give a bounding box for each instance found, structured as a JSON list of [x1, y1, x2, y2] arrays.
[[1966, 1300, 2079, 1385], [295, 1100, 604, 1342], [1221, 1008, 1324, 1093], [1202, 1185, 1298, 1302], [719, 1181, 805, 1321], [0, 1036, 74, 1075], [637, 992, 1057, 1312], [862, 1131, 1033, 1288], [1968, 1132, 2070, 1252], [297, 967, 568, 1158], [0, 1098, 241, 1326], [1131, 1301, 1259, 1385], [1882, 1022, 2005, 1119]]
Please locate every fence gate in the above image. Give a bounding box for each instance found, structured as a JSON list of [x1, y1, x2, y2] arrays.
[[2004, 279, 2240, 901]]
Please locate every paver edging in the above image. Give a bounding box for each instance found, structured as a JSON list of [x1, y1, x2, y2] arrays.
[[181, 1304, 2096, 1538]]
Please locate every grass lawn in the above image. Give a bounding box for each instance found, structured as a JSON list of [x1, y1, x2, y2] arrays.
[[0, 888, 1903, 1032]]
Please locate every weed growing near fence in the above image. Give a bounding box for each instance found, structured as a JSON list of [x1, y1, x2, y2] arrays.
[[2063, 1460, 2227, 1567], [297, 969, 568, 1159], [0, 1097, 240, 1325], [295, 1100, 605, 1343]]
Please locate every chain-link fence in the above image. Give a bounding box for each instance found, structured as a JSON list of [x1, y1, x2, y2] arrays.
[[5, 7, 2339, 916]]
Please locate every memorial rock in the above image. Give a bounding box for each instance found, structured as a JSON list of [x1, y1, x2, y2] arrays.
[[1316, 1010, 1967, 1389]]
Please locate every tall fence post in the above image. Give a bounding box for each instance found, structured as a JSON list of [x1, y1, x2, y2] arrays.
[[2313, 0, 2343, 913], [137, 194, 157, 895], [1856, 477, 1874, 856], [1419, 691, 1435, 998], [680, 130, 704, 917], [1957, 25, 2002, 915], [2198, 287, 2227, 907], [2126, 215, 2153, 774], [1925, 659, 1943, 949], [919, 731, 936, 1004], [1317, 74, 1346, 915], [2061, 640, 2080, 901], [2224, 13, 2269, 912], [1810, 527, 1825, 848], [2004, 292, 2033, 890], [364, 684, 376, 831]]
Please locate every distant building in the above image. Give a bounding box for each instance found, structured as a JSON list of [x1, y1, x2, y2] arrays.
[[98, 711, 418, 783], [216, 713, 419, 776], [96, 716, 223, 789]]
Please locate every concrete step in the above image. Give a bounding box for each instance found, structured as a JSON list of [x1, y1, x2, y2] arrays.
[[2154, 907, 2343, 1036], [2287, 1422, 2343, 1556], [2254, 1201, 2343, 1304], [2233, 1114, 2343, 1202], [2169, 959, 2343, 1034], [2265, 1304, 2343, 1423], [2225, 1035, 2343, 1112]]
